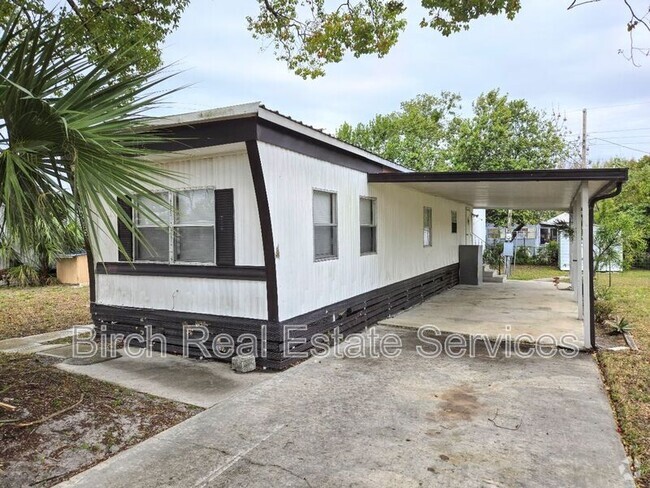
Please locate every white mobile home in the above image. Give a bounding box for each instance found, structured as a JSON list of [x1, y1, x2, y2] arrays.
[[91, 103, 627, 367]]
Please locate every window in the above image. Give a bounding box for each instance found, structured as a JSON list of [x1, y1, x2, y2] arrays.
[[360, 197, 377, 255], [423, 207, 432, 247], [451, 210, 458, 234], [134, 189, 216, 264], [313, 190, 338, 260], [135, 192, 170, 262], [174, 190, 215, 263]]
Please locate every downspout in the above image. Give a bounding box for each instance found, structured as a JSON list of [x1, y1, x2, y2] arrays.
[[588, 182, 623, 349]]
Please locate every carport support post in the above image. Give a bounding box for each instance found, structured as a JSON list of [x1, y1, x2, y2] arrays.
[[573, 196, 583, 319], [581, 183, 592, 349]]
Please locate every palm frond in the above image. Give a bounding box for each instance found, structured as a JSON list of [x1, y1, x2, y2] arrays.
[[0, 10, 184, 262]]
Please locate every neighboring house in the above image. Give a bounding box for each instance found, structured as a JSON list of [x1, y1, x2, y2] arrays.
[[486, 220, 558, 254], [550, 213, 623, 272], [90, 103, 627, 366]]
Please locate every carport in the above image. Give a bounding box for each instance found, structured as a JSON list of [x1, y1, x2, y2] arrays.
[[368, 168, 628, 349]]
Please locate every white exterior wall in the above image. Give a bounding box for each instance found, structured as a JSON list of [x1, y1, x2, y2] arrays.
[[94, 145, 267, 319], [95, 275, 267, 319], [259, 142, 468, 321]]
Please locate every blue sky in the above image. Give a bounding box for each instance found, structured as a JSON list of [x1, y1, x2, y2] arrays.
[[157, 0, 650, 162]]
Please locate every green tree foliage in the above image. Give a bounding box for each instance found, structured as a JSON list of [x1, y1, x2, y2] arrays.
[[337, 90, 576, 225], [445, 90, 574, 172], [0, 0, 190, 75], [595, 156, 650, 269], [337, 92, 460, 171], [248, 1, 649, 78], [0, 13, 179, 266]]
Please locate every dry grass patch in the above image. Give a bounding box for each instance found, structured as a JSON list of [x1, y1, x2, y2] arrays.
[[0, 353, 201, 487], [596, 270, 650, 485], [0, 285, 91, 341]]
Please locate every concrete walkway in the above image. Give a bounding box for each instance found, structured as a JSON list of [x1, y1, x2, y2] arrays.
[[58, 325, 633, 488], [380, 280, 584, 349], [58, 348, 272, 408], [0, 325, 93, 355]]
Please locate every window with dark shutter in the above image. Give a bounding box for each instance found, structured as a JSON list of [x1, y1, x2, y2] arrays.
[[215, 189, 235, 266], [117, 197, 134, 261]]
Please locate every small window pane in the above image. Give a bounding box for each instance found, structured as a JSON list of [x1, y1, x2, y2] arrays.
[[136, 193, 169, 226], [314, 226, 337, 259], [423, 207, 432, 247], [361, 227, 376, 254], [175, 227, 215, 263], [451, 210, 458, 234], [176, 189, 214, 225], [314, 191, 335, 225], [136, 227, 169, 261], [360, 198, 374, 226]]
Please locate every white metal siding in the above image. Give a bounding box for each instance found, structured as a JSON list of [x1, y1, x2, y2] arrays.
[[96, 275, 267, 319], [93, 146, 267, 319], [95, 147, 263, 266], [259, 142, 468, 321]]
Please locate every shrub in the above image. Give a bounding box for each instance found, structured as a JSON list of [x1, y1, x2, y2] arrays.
[[610, 316, 632, 335], [6, 265, 40, 287], [483, 242, 503, 267], [515, 246, 532, 264], [537, 241, 559, 266], [594, 299, 615, 326]]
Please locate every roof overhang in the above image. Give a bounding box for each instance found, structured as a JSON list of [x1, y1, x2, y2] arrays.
[[148, 102, 410, 173], [368, 168, 628, 210]]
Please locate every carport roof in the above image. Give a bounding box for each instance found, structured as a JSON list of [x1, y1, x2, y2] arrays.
[[368, 168, 628, 210]]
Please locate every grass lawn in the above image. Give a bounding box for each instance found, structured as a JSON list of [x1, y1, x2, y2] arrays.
[[0, 285, 91, 341], [509, 264, 569, 281], [595, 270, 650, 485], [0, 353, 201, 486]]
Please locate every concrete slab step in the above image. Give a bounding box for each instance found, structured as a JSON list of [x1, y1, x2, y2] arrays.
[[484, 275, 507, 283]]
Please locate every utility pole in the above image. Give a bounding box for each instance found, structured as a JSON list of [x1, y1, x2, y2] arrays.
[[581, 108, 587, 168]]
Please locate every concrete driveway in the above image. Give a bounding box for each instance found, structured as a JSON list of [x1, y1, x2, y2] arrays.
[[380, 280, 584, 349], [58, 325, 633, 488]]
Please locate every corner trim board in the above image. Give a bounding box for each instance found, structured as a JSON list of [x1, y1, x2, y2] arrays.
[[246, 140, 279, 322]]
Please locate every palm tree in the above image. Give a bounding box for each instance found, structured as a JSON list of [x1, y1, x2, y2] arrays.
[[0, 12, 179, 289]]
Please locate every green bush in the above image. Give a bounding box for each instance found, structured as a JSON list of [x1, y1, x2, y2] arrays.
[[515, 246, 532, 264], [536, 241, 559, 266], [6, 265, 41, 287], [594, 298, 615, 326], [483, 242, 503, 267]]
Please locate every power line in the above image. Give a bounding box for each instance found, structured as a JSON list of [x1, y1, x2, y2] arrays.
[[564, 100, 650, 113], [589, 127, 650, 134], [590, 137, 650, 155]]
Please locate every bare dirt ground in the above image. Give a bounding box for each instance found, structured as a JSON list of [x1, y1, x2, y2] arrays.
[[0, 353, 201, 487]]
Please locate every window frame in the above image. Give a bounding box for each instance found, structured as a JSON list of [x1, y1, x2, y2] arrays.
[[423, 206, 433, 247], [451, 210, 458, 234], [133, 187, 217, 266], [359, 196, 377, 256], [313, 189, 339, 262]]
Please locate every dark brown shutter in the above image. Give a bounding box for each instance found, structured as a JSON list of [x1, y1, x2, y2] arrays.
[[117, 197, 134, 261], [215, 189, 235, 266]]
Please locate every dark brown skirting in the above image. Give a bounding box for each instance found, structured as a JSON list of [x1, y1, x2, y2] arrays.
[[94, 263, 459, 369], [95, 262, 266, 281]]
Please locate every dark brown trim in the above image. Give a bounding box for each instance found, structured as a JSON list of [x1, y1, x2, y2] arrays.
[[246, 140, 279, 322], [94, 263, 459, 369], [368, 168, 629, 183], [257, 119, 387, 174], [148, 117, 258, 152], [146, 116, 397, 175], [95, 262, 266, 281]]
